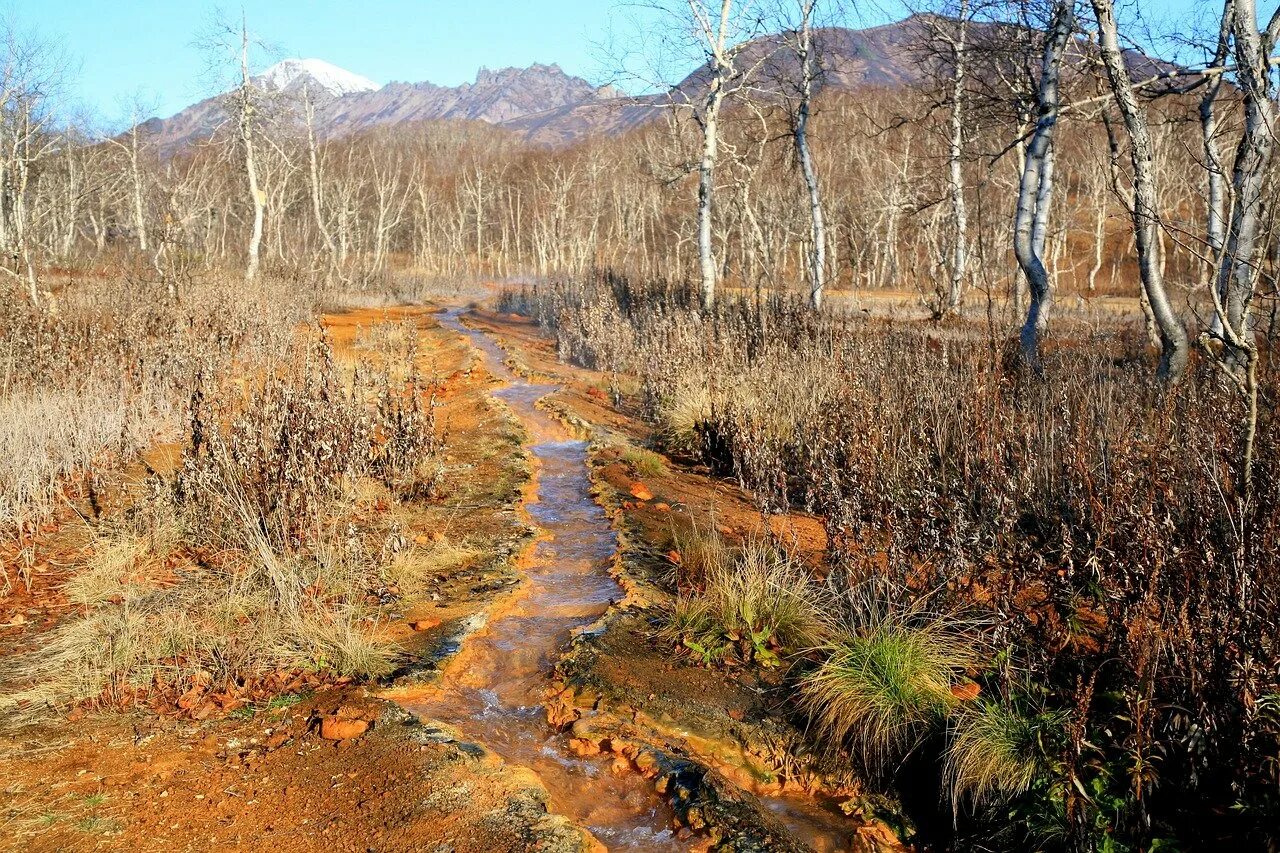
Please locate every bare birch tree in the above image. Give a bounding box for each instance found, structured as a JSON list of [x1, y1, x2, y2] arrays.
[[1014, 1, 1073, 369], [778, 0, 829, 309], [1090, 0, 1189, 380], [689, 0, 741, 309], [105, 97, 153, 254]]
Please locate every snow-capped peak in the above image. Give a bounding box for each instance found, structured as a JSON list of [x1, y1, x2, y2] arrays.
[[258, 58, 380, 97]]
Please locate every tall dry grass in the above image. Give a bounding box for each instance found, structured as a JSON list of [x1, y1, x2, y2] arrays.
[[0, 272, 314, 538], [506, 273, 1280, 848], [1, 278, 447, 717]]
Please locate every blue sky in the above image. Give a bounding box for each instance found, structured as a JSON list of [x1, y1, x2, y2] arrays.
[[12, 0, 1232, 129], [15, 0, 654, 126]]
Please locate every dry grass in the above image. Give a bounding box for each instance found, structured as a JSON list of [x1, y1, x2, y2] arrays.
[[620, 445, 667, 479], [0, 296, 446, 718], [663, 538, 825, 667], [64, 514, 182, 608], [944, 699, 1062, 810], [386, 538, 483, 596], [0, 501, 399, 716], [0, 382, 177, 534]]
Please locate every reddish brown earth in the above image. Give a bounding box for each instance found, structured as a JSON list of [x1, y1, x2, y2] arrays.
[[0, 307, 589, 853]]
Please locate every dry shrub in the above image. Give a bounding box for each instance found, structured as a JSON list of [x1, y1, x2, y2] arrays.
[[0, 272, 313, 537], [176, 332, 442, 550], [514, 272, 1280, 847], [1, 311, 444, 717]]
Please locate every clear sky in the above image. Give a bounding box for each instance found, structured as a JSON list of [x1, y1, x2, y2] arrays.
[[9, 0, 1232, 130], [12, 0, 656, 127]]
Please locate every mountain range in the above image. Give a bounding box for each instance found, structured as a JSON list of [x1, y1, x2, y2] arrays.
[[140, 16, 1173, 153]]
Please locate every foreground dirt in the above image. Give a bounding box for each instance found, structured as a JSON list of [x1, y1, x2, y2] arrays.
[[0, 689, 586, 853]]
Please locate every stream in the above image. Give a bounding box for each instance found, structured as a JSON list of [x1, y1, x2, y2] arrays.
[[414, 309, 863, 852]]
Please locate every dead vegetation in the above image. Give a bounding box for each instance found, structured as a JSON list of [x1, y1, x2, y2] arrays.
[[508, 273, 1280, 849], [0, 283, 451, 721]]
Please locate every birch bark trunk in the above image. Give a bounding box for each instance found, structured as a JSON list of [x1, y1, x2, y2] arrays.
[[1014, 2, 1073, 369]]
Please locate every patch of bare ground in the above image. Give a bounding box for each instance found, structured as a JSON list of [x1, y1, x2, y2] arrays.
[[0, 688, 588, 853]]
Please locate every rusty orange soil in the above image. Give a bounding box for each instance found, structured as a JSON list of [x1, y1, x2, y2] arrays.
[[0, 690, 579, 853], [0, 306, 578, 853]]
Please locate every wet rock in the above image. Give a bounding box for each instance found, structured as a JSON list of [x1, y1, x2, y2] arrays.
[[567, 738, 599, 757]]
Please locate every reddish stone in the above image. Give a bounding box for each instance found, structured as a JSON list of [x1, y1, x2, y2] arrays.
[[629, 482, 654, 502], [319, 717, 369, 741]]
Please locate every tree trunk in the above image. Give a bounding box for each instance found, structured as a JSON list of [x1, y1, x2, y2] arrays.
[[239, 17, 264, 283], [946, 0, 969, 315], [1092, 0, 1190, 380], [1014, 2, 1073, 369], [1215, 0, 1277, 356], [304, 86, 337, 275], [697, 88, 723, 311], [791, 0, 826, 310]]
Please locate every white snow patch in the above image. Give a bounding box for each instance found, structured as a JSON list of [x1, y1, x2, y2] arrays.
[[258, 58, 380, 96]]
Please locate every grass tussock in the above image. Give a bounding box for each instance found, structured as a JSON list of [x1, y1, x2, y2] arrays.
[[663, 538, 825, 667], [800, 588, 986, 769], [620, 445, 667, 479], [671, 519, 734, 588], [944, 699, 1063, 810]]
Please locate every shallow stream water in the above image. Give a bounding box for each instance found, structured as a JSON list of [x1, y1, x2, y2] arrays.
[[414, 309, 684, 849]]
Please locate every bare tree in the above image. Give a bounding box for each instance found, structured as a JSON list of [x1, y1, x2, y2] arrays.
[[302, 84, 337, 278], [1090, 0, 1189, 380], [1014, 1, 1073, 369], [777, 0, 829, 309], [0, 23, 64, 304], [690, 0, 743, 309], [201, 11, 268, 283], [105, 96, 154, 254], [1212, 0, 1279, 358]]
